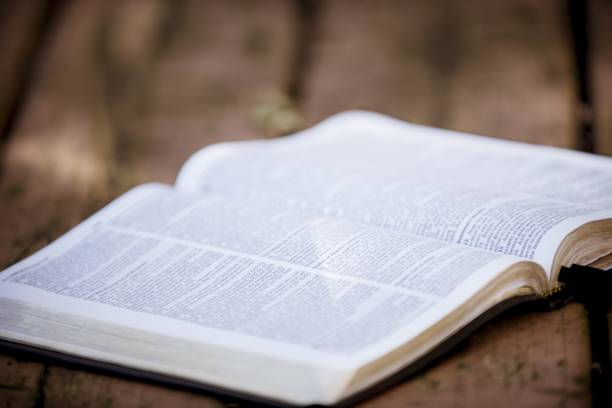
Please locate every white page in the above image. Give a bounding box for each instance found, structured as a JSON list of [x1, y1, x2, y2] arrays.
[[175, 111, 612, 274], [0, 184, 533, 367]]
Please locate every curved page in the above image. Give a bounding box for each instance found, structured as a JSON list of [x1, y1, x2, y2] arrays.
[[176, 111, 612, 276]]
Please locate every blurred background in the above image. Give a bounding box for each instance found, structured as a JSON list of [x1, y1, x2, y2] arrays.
[[2, 0, 611, 268], [1, 0, 611, 271], [0, 0, 612, 253]]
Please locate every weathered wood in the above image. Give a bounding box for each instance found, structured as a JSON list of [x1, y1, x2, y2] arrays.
[[0, 356, 44, 407], [95, 0, 298, 185], [359, 303, 590, 407], [0, 2, 68, 405], [591, 0, 612, 156], [0, 0, 116, 268], [43, 367, 224, 408], [301, 0, 576, 147], [0, 0, 47, 138], [302, 0, 589, 405], [0, 0, 295, 406], [590, 0, 612, 366], [0, 0, 598, 406], [0, 1, 119, 403]]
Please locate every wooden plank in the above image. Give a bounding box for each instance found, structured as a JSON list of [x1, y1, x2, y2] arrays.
[[0, 3, 50, 403], [359, 303, 590, 407], [0, 1, 596, 407], [301, 0, 576, 147], [589, 0, 612, 368], [301, 0, 590, 406], [43, 367, 224, 408], [0, 0, 117, 268], [0, 1, 119, 404], [96, 0, 298, 185], [591, 0, 612, 156], [0, 356, 44, 407], [0, 0, 294, 406], [0, 0, 47, 138]]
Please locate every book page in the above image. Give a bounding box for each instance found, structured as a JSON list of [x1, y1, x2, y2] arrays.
[[175, 111, 612, 275], [0, 184, 540, 373]]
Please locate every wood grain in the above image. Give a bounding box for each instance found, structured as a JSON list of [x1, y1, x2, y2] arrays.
[[0, 0, 294, 406], [0, 1, 121, 404], [0, 356, 43, 408], [359, 303, 590, 407], [0, 0, 600, 406], [590, 0, 612, 366], [95, 0, 298, 185], [43, 367, 224, 408], [591, 0, 612, 156], [0, 0, 47, 138], [301, 0, 576, 147], [301, 0, 590, 406]]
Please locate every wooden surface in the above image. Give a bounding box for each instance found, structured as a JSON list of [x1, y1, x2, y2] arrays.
[[301, 0, 576, 146], [0, 0, 47, 140], [590, 0, 612, 367], [0, 0, 609, 406], [303, 1, 590, 407], [591, 0, 612, 156]]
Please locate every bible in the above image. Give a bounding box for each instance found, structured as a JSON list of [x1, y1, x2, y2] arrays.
[[1, 111, 611, 406]]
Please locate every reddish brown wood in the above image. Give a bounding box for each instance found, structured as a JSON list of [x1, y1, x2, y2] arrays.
[[301, 0, 590, 406], [0, 1, 120, 402], [590, 0, 612, 366], [95, 0, 298, 185], [0, 0, 296, 273], [43, 367, 225, 408], [0, 0, 47, 136], [0, 0, 115, 268], [301, 0, 576, 147], [359, 304, 591, 407], [591, 0, 612, 156], [0, 0, 598, 406], [0, 0, 294, 406], [0, 356, 44, 407]]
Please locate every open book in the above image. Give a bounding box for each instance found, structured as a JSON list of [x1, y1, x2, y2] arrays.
[[1, 111, 611, 406]]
